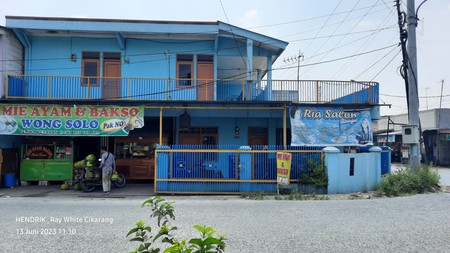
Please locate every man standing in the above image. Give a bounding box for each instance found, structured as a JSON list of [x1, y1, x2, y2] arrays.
[[99, 146, 115, 194]]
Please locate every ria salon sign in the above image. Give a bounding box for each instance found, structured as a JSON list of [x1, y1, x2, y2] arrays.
[[290, 106, 372, 146]]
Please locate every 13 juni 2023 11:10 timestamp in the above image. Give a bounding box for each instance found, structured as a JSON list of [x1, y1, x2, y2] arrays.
[[17, 228, 77, 235]]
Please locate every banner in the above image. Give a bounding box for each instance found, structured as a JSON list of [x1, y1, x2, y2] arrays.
[[276, 152, 292, 186], [290, 106, 372, 146], [0, 104, 144, 136]]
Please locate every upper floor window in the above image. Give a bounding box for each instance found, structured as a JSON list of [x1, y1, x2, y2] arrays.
[[177, 54, 193, 87], [197, 54, 213, 62], [81, 51, 100, 86]]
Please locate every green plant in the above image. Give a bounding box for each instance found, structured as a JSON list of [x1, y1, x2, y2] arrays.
[[299, 159, 328, 187], [240, 192, 265, 200], [275, 189, 329, 201], [376, 165, 440, 197], [166, 225, 226, 253], [127, 196, 227, 253]]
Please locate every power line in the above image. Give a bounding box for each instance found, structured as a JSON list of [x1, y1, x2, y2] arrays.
[[300, 0, 381, 79], [279, 5, 392, 40], [381, 93, 450, 98], [218, 0, 247, 70], [268, 44, 397, 71], [330, 3, 396, 79], [247, 2, 390, 30], [302, 0, 343, 54], [370, 49, 402, 82], [288, 26, 396, 42]]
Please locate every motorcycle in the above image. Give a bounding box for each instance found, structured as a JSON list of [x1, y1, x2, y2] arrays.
[[78, 166, 126, 192]]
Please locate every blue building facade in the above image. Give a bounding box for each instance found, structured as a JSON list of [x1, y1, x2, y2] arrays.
[[1, 16, 380, 190]]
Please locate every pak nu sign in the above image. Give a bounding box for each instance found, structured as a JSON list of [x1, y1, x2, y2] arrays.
[[290, 106, 372, 146]]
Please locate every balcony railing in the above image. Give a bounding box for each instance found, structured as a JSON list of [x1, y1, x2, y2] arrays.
[[6, 75, 379, 104]]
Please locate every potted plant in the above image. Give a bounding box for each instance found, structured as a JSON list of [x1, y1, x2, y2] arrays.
[[298, 159, 328, 194]]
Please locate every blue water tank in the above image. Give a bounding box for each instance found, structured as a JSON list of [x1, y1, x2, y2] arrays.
[[380, 146, 391, 174], [3, 173, 16, 188]]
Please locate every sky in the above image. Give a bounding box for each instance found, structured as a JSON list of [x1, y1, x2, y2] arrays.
[[0, 0, 449, 116]]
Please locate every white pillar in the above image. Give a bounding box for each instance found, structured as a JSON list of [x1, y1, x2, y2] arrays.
[[246, 38, 253, 81]]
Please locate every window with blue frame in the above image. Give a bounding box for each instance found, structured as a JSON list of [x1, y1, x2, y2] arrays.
[[176, 54, 193, 87], [81, 51, 100, 86]]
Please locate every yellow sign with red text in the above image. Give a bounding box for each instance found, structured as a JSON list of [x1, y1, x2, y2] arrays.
[[276, 152, 292, 186]]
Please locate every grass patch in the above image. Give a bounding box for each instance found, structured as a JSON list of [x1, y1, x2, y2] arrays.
[[241, 191, 266, 200], [376, 164, 440, 197], [275, 190, 329, 201]]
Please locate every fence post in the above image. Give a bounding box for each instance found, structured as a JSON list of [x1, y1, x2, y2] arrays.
[[166, 79, 169, 100], [5, 75, 9, 98], [127, 79, 130, 99], [239, 146, 252, 192], [369, 146, 382, 190], [47, 76, 51, 98], [241, 80, 245, 101], [155, 146, 171, 192], [323, 146, 340, 194]]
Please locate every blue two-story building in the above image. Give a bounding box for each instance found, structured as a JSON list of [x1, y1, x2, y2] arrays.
[[1, 16, 380, 193]]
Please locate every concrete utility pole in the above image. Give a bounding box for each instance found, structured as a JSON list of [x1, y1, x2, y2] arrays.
[[407, 0, 421, 172]]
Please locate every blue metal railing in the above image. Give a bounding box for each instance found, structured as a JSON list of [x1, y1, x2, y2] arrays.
[[6, 75, 379, 104]]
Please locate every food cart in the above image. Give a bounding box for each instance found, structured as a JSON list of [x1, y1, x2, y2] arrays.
[[20, 140, 73, 182]]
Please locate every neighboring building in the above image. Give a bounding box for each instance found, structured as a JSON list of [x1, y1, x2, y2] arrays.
[[1, 16, 380, 192], [374, 108, 450, 165], [0, 26, 23, 148]]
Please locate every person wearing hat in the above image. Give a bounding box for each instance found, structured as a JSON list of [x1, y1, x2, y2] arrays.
[[99, 146, 115, 194]]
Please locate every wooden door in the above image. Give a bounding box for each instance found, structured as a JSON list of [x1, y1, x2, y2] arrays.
[[248, 127, 268, 146], [197, 63, 214, 101], [179, 134, 201, 145], [102, 60, 121, 99]]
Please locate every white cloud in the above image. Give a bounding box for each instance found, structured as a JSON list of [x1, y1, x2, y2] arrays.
[[238, 9, 261, 29], [245, 9, 259, 19]]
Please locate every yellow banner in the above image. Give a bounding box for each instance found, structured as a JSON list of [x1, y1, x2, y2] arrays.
[[276, 152, 292, 186]]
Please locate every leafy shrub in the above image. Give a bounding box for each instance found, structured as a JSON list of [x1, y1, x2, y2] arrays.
[[299, 159, 328, 187], [377, 165, 440, 197], [127, 196, 226, 253]]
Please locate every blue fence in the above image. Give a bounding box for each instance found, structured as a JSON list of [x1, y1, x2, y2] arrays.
[[155, 145, 324, 194]]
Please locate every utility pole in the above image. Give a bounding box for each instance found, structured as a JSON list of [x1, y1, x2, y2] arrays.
[[406, 0, 421, 172], [437, 79, 444, 165]]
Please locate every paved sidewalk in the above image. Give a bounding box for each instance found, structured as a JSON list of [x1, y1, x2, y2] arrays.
[[2, 164, 449, 198], [0, 183, 155, 199]]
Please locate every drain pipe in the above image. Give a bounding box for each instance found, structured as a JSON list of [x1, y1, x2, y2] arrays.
[[12, 29, 31, 74]]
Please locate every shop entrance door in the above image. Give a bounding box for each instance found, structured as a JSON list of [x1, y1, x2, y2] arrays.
[[248, 127, 268, 146], [102, 53, 121, 99], [197, 61, 214, 101]]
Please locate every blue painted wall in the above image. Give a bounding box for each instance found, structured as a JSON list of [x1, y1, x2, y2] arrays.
[[28, 36, 215, 78], [179, 116, 283, 146], [325, 148, 381, 194], [0, 135, 22, 149], [331, 83, 379, 104]]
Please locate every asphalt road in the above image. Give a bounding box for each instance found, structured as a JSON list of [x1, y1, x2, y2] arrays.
[[1, 193, 450, 253]]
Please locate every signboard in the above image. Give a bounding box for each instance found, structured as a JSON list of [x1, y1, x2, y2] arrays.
[[0, 104, 144, 136], [440, 134, 450, 141], [376, 134, 396, 143], [25, 145, 54, 159], [290, 106, 373, 146], [276, 152, 292, 186]]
